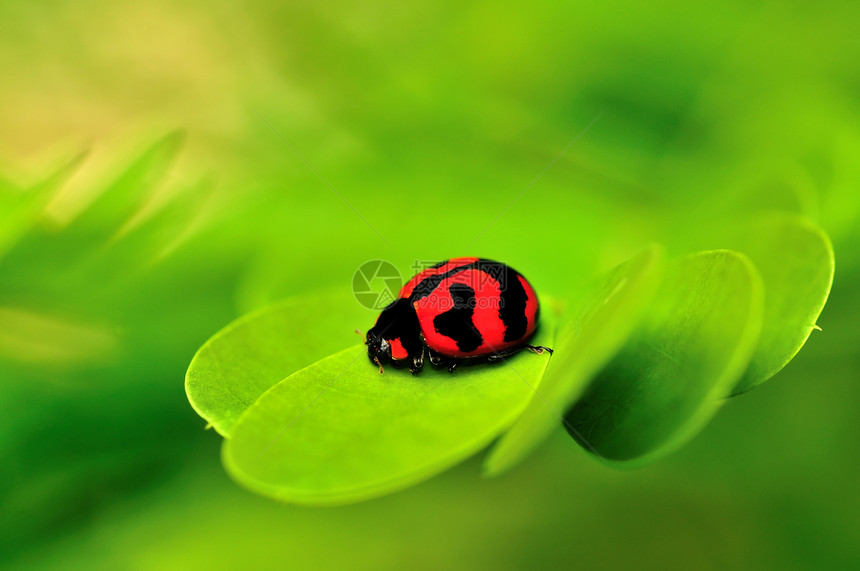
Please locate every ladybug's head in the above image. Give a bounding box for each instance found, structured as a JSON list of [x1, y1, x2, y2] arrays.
[[364, 298, 421, 374], [364, 327, 390, 373]]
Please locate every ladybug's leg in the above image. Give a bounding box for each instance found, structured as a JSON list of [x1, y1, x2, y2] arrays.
[[427, 348, 445, 366], [427, 348, 459, 373], [487, 344, 554, 362], [525, 345, 554, 355], [410, 346, 425, 375]]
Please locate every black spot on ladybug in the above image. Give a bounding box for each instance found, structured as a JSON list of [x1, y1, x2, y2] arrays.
[[409, 260, 488, 302], [487, 263, 529, 343], [433, 283, 483, 352]]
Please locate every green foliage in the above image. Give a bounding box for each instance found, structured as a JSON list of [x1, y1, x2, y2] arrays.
[[718, 213, 835, 394], [483, 244, 664, 475], [3, 0, 858, 566], [188, 226, 833, 500], [189, 295, 554, 504], [186, 289, 373, 437], [0, 152, 85, 259], [0, 134, 238, 559], [223, 338, 553, 504], [564, 250, 764, 463]]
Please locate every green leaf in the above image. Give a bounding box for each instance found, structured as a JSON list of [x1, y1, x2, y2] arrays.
[[221, 316, 555, 505], [564, 250, 764, 465], [483, 244, 664, 476], [67, 132, 184, 233], [185, 289, 376, 437], [0, 152, 85, 259], [92, 176, 216, 275], [720, 213, 834, 394]]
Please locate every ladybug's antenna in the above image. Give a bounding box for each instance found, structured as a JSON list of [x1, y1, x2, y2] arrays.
[[355, 329, 365, 344]]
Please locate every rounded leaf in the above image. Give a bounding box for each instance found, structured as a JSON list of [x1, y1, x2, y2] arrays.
[[723, 213, 834, 394], [185, 289, 374, 436], [564, 250, 764, 464], [222, 317, 555, 505]]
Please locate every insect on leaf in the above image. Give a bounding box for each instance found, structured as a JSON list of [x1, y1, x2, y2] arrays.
[[221, 314, 555, 505]]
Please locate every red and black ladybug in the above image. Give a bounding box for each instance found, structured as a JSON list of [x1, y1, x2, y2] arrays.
[[365, 257, 552, 374]]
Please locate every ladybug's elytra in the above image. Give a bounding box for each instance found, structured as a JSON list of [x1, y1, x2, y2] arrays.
[[365, 257, 552, 374]]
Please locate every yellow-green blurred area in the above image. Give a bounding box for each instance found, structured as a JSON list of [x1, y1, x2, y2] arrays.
[[1, 0, 858, 568]]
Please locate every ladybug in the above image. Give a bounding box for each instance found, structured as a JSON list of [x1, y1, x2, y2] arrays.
[[364, 257, 552, 374]]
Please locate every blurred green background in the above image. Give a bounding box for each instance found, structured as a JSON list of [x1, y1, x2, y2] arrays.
[[1, 0, 858, 568]]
